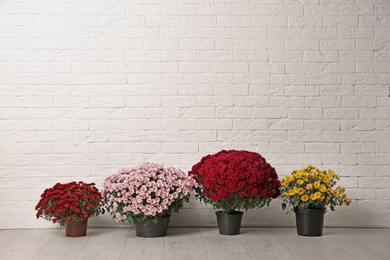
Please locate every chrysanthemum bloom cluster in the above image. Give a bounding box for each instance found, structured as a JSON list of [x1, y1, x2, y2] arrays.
[[102, 162, 198, 223], [189, 150, 281, 213], [280, 165, 351, 212], [35, 181, 104, 227]]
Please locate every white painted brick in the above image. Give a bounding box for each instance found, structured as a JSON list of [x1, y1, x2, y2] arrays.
[[251, 85, 284, 96], [378, 73, 390, 84], [358, 154, 390, 165], [216, 107, 251, 118], [146, 131, 180, 142], [359, 131, 390, 141], [269, 142, 304, 154], [289, 17, 322, 28], [90, 143, 126, 154], [339, 28, 374, 39], [161, 119, 196, 130], [271, 74, 305, 85], [217, 130, 252, 142], [287, 154, 322, 164], [323, 131, 358, 142], [183, 16, 217, 27], [339, 165, 375, 177], [198, 4, 233, 15], [360, 16, 390, 27], [198, 28, 231, 39], [109, 108, 144, 119], [253, 108, 287, 119], [181, 130, 217, 142], [0, 143, 15, 154], [232, 119, 267, 130], [125, 119, 161, 130], [249, 40, 285, 50], [234, 96, 269, 107], [162, 51, 197, 62], [320, 85, 354, 96], [288, 130, 322, 141], [72, 155, 108, 165], [90, 97, 125, 108], [253, 16, 287, 28], [70, 86, 106, 96], [217, 16, 251, 27], [305, 120, 339, 130], [287, 40, 320, 51], [234, 51, 268, 62], [17, 120, 52, 131], [324, 108, 358, 119], [340, 51, 374, 62], [269, 51, 302, 62], [340, 143, 376, 154], [182, 107, 215, 118], [340, 4, 374, 15], [375, 166, 390, 177], [145, 108, 180, 119], [288, 108, 322, 119], [340, 120, 375, 131], [377, 189, 390, 200], [108, 132, 144, 142], [304, 51, 338, 62], [233, 28, 267, 39], [197, 119, 232, 130], [161, 5, 197, 15], [54, 166, 91, 177], [163, 142, 198, 153], [269, 119, 303, 130], [323, 16, 358, 27], [343, 73, 378, 85], [374, 51, 390, 62], [146, 16, 180, 27], [342, 97, 377, 108], [251, 63, 285, 73], [305, 142, 339, 154], [360, 177, 390, 189], [252, 131, 287, 142], [285, 86, 319, 96], [306, 97, 341, 107], [145, 154, 180, 165], [322, 62, 355, 73], [320, 40, 355, 50], [126, 4, 161, 16], [307, 75, 342, 85], [89, 120, 125, 131], [201, 73, 235, 84], [36, 108, 72, 119], [53, 143, 89, 154], [269, 5, 303, 16], [270, 97, 305, 108], [304, 28, 338, 39], [215, 62, 249, 73], [215, 84, 249, 95], [286, 63, 321, 74], [356, 39, 390, 51], [269, 28, 303, 39], [197, 51, 232, 61]]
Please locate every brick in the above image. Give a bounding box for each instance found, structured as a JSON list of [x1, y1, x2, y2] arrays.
[[269, 119, 303, 130], [339, 165, 375, 177], [197, 119, 232, 130], [253, 16, 287, 28], [304, 51, 338, 62], [269, 5, 303, 16], [323, 16, 358, 27], [162, 119, 197, 130], [305, 143, 339, 154], [375, 166, 390, 176], [198, 4, 233, 15], [198, 28, 231, 39], [287, 154, 322, 164], [269, 28, 303, 39], [307, 74, 342, 85], [181, 130, 217, 141], [289, 17, 322, 28], [233, 119, 268, 130], [322, 62, 355, 73], [323, 131, 358, 142], [340, 4, 374, 15], [286, 40, 320, 51], [271, 74, 305, 85], [342, 73, 378, 85], [216, 107, 251, 118], [127, 142, 162, 153], [269, 142, 304, 154], [339, 28, 374, 39], [285, 86, 319, 96], [341, 143, 376, 153], [269, 51, 302, 62], [183, 16, 217, 27], [288, 108, 322, 119], [340, 120, 375, 131], [270, 97, 305, 108], [217, 16, 251, 27], [163, 142, 198, 153], [217, 130, 252, 141], [53, 143, 89, 154], [304, 120, 339, 130], [182, 107, 216, 118], [304, 28, 338, 39], [320, 40, 355, 50], [341, 97, 376, 108], [358, 154, 390, 165], [288, 130, 323, 142], [145, 108, 180, 118]]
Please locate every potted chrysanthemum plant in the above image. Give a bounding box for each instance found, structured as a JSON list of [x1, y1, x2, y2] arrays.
[[189, 150, 281, 235], [280, 165, 351, 236], [102, 162, 197, 237], [35, 181, 104, 237]]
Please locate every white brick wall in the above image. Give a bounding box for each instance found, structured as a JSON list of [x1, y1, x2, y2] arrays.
[[0, 0, 389, 228]]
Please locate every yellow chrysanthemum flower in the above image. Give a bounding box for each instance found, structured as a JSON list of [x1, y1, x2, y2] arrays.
[[306, 183, 313, 190], [310, 193, 317, 201], [320, 185, 327, 193], [288, 189, 296, 196], [301, 194, 309, 202], [297, 179, 304, 185], [297, 188, 304, 195], [313, 181, 320, 189]]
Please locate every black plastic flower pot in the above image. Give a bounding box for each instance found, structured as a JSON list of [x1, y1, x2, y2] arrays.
[[133, 216, 170, 237], [294, 208, 326, 237], [215, 211, 244, 235]]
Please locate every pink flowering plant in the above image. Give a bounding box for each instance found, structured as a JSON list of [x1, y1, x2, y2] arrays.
[[102, 162, 197, 224]]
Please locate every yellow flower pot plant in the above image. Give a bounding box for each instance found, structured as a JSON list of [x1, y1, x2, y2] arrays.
[[280, 165, 351, 236]]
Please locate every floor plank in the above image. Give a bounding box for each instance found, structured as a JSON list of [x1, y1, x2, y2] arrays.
[[164, 228, 207, 260], [0, 229, 24, 249], [0, 229, 59, 260], [238, 228, 294, 260], [32, 229, 94, 260], [199, 228, 251, 260], [269, 228, 338, 260], [120, 229, 164, 260], [338, 228, 390, 260], [76, 228, 128, 260]]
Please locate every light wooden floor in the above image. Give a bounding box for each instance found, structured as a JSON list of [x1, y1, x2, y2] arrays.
[[0, 228, 389, 260]]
